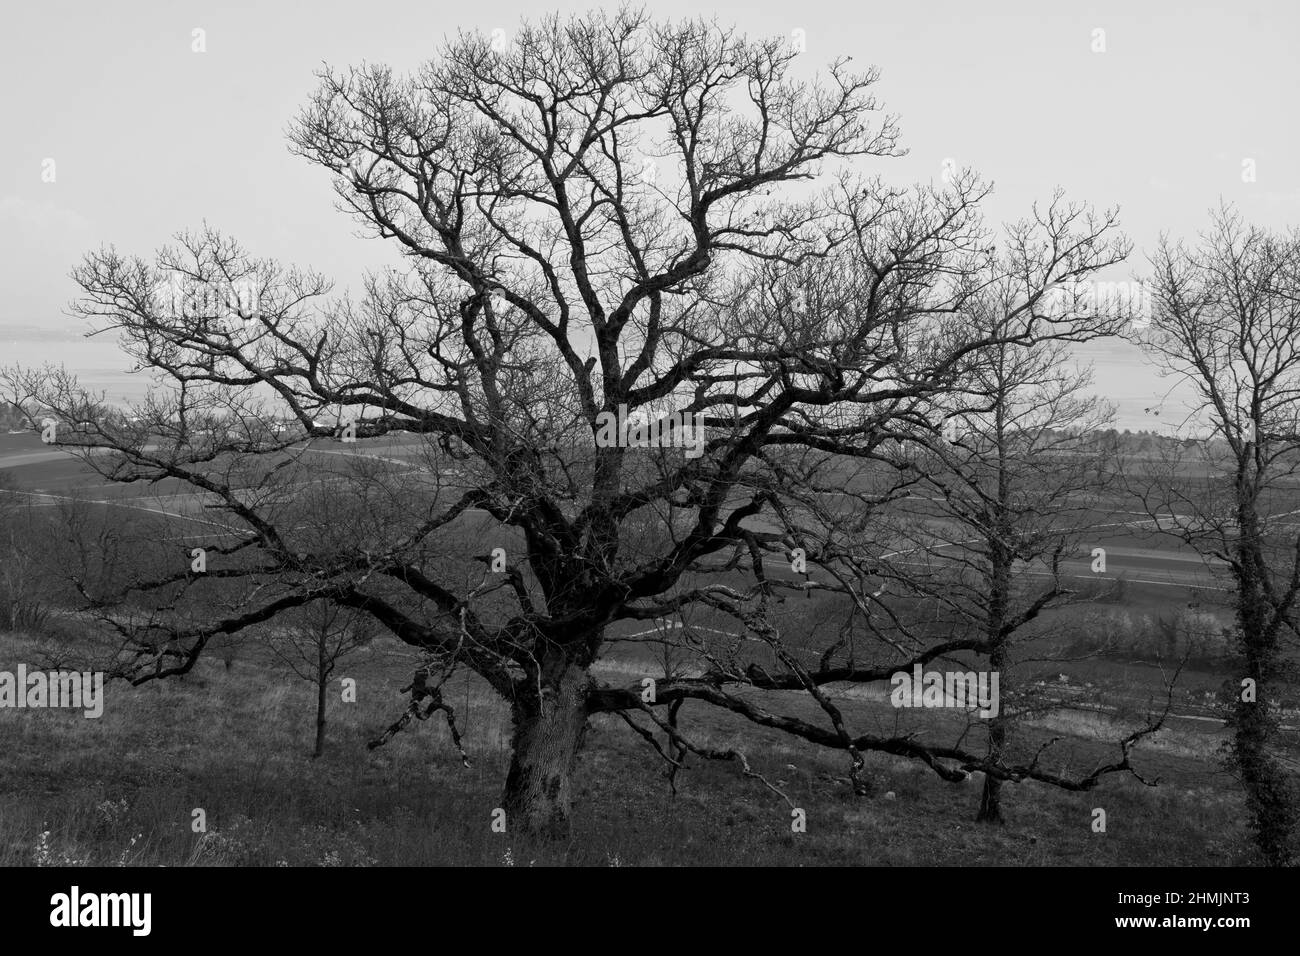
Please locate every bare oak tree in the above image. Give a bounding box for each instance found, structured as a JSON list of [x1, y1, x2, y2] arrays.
[[6, 11, 1148, 838]]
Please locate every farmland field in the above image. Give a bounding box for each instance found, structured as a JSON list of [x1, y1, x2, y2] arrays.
[[1, 429, 1293, 866]]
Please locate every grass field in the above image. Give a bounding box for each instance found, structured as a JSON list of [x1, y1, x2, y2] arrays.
[[0, 629, 1252, 866], [0, 430, 1293, 866]]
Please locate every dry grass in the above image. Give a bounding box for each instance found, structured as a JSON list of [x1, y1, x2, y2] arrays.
[[0, 629, 1255, 866]]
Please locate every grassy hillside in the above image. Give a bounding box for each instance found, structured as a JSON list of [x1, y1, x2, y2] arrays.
[[0, 628, 1251, 866]]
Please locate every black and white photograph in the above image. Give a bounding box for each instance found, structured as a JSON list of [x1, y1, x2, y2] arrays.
[[0, 0, 1295, 929]]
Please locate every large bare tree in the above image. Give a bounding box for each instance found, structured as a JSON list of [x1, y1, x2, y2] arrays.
[[4, 10, 1145, 838]]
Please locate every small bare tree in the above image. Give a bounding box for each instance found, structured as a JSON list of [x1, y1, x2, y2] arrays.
[[271, 599, 377, 758], [904, 313, 1123, 824], [739, 256, 1169, 813], [1135, 204, 1300, 865]]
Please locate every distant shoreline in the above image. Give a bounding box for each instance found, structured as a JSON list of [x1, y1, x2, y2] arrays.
[[2, 335, 1200, 435]]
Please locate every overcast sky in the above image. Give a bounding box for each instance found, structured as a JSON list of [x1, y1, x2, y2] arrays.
[[2, 0, 1296, 428]]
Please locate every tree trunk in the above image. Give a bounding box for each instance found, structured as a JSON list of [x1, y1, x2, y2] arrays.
[[976, 724, 1006, 824], [313, 644, 328, 759], [976, 655, 1008, 824], [313, 677, 327, 759], [977, 526, 1011, 825], [1229, 528, 1296, 865], [1230, 678, 1293, 865], [501, 663, 591, 841]]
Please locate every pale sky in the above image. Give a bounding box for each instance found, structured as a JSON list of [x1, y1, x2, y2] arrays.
[[2, 0, 1297, 429]]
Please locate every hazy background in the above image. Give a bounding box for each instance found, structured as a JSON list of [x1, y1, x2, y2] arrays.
[[3, 0, 1297, 429]]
